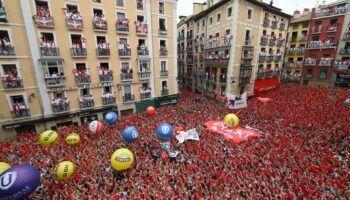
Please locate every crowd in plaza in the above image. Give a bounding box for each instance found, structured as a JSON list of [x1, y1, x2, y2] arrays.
[[0, 84, 349, 199]]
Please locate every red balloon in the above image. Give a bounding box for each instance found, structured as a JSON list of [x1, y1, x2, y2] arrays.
[[146, 106, 155, 116]]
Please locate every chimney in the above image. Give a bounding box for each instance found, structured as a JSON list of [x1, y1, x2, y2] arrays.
[[303, 8, 310, 15], [270, 0, 273, 6], [293, 10, 301, 18], [179, 16, 187, 21]]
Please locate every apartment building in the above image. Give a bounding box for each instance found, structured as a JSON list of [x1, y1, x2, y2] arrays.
[[332, 2, 350, 87], [302, 0, 348, 87], [177, 0, 291, 98], [0, 0, 178, 141], [283, 9, 311, 83]]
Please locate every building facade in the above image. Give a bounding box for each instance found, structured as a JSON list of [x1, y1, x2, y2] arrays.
[[0, 0, 178, 142], [177, 0, 291, 98], [302, 0, 348, 87], [283, 9, 311, 83]]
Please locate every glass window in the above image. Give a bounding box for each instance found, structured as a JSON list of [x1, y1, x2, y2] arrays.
[[248, 9, 252, 20], [217, 14, 221, 22], [227, 7, 232, 17], [116, 0, 124, 7]]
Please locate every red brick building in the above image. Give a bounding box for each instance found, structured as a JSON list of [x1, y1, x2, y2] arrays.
[[302, 1, 348, 87]]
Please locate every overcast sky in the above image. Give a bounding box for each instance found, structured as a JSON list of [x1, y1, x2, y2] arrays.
[[177, 0, 338, 20]]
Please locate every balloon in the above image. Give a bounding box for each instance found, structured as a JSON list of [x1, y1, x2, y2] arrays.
[[156, 123, 173, 141], [0, 164, 40, 200], [110, 148, 134, 171], [38, 130, 59, 147], [65, 133, 80, 145], [0, 162, 11, 175], [121, 126, 139, 143], [89, 120, 104, 134], [53, 161, 74, 181], [224, 113, 239, 128], [146, 106, 155, 116], [105, 112, 118, 125]]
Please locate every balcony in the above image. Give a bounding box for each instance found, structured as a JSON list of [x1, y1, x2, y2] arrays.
[[279, 23, 285, 31], [311, 27, 322, 34], [118, 49, 131, 57], [299, 36, 307, 42], [79, 99, 94, 109], [340, 48, 350, 55], [160, 70, 168, 77], [99, 73, 113, 82], [0, 47, 15, 56], [342, 32, 350, 40], [161, 89, 169, 96], [159, 29, 167, 36], [271, 21, 278, 29], [136, 22, 148, 35], [52, 102, 70, 113], [275, 55, 282, 61], [66, 18, 83, 30], [327, 26, 337, 33], [116, 19, 129, 33], [256, 72, 266, 79], [269, 39, 276, 46], [318, 59, 333, 67], [308, 42, 337, 49], [123, 94, 135, 103], [2, 79, 23, 90], [33, 15, 54, 27], [259, 55, 267, 62], [261, 37, 268, 45], [314, 7, 347, 19], [160, 49, 168, 56], [304, 59, 317, 66], [93, 20, 107, 31], [296, 62, 303, 68], [75, 75, 91, 85], [263, 19, 270, 27], [288, 48, 296, 54], [40, 47, 60, 57], [102, 95, 116, 105], [71, 48, 87, 57], [138, 49, 149, 56], [266, 55, 274, 62], [138, 71, 151, 80], [44, 77, 65, 87], [334, 62, 350, 70], [286, 62, 295, 68], [11, 109, 31, 119], [140, 92, 151, 100], [121, 73, 133, 81], [96, 48, 110, 57], [277, 40, 284, 47], [297, 48, 305, 55]]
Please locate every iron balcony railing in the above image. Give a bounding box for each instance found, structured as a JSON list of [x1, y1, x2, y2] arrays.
[[11, 109, 31, 119], [52, 102, 70, 113], [79, 99, 94, 109], [40, 47, 60, 57], [2, 79, 23, 90], [123, 94, 135, 102], [75, 75, 91, 84], [71, 48, 87, 57]]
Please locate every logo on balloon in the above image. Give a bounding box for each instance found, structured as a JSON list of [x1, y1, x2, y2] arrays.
[[156, 123, 173, 141], [161, 126, 169, 134], [0, 172, 17, 190], [132, 131, 138, 139]]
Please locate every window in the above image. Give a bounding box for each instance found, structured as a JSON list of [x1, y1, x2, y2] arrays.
[[123, 85, 132, 94], [160, 40, 166, 48], [319, 69, 327, 79], [302, 23, 309, 28], [136, 0, 143, 10], [116, 12, 126, 20], [116, 0, 124, 7], [119, 38, 128, 45], [159, 18, 166, 31], [80, 88, 91, 96], [293, 25, 298, 29], [227, 7, 232, 17], [161, 61, 167, 71], [202, 20, 205, 27], [217, 14, 221, 22], [162, 81, 167, 89], [137, 15, 144, 23], [103, 86, 112, 94], [248, 9, 252, 20], [92, 0, 102, 3], [159, 2, 165, 14], [209, 17, 213, 25]]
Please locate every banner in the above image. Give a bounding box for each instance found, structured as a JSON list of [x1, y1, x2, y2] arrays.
[[176, 128, 199, 143], [152, 142, 179, 158], [257, 97, 272, 103], [204, 121, 261, 143], [227, 92, 247, 109]]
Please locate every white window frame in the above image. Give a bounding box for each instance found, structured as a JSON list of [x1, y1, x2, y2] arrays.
[[38, 31, 57, 46], [116, 11, 127, 20], [0, 28, 14, 46], [158, 1, 165, 14], [160, 60, 167, 72], [95, 35, 108, 48], [159, 39, 167, 48], [122, 84, 133, 96], [69, 33, 83, 47], [0, 62, 21, 78], [115, 0, 125, 8], [64, 2, 80, 12], [6, 93, 29, 111]]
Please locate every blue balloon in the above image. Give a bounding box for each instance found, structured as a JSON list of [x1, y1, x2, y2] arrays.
[[121, 126, 139, 143], [105, 112, 118, 125], [156, 123, 173, 141], [0, 164, 40, 200]]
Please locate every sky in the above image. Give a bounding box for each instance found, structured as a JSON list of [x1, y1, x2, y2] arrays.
[[177, 0, 338, 20]]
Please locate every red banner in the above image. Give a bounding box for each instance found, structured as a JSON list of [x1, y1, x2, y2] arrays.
[[254, 77, 280, 95], [257, 97, 272, 103], [204, 121, 261, 143]]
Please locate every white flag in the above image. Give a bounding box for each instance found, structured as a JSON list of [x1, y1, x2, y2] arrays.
[[227, 92, 247, 109]]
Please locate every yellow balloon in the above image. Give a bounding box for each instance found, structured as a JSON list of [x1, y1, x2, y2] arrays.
[[110, 148, 134, 171], [0, 162, 11, 175], [53, 161, 74, 181], [224, 113, 240, 128], [39, 130, 59, 147], [65, 133, 80, 145]]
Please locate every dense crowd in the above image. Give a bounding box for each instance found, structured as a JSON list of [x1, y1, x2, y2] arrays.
[[0, 84, 349, 199]]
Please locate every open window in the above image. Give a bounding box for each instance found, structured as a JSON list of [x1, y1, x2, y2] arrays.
[[40, 32, 58, 56], [137, 0, 143, 10], [159, 2, 165, 14], [159, 18, 166, 31], [93, 8, 107, 30]]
